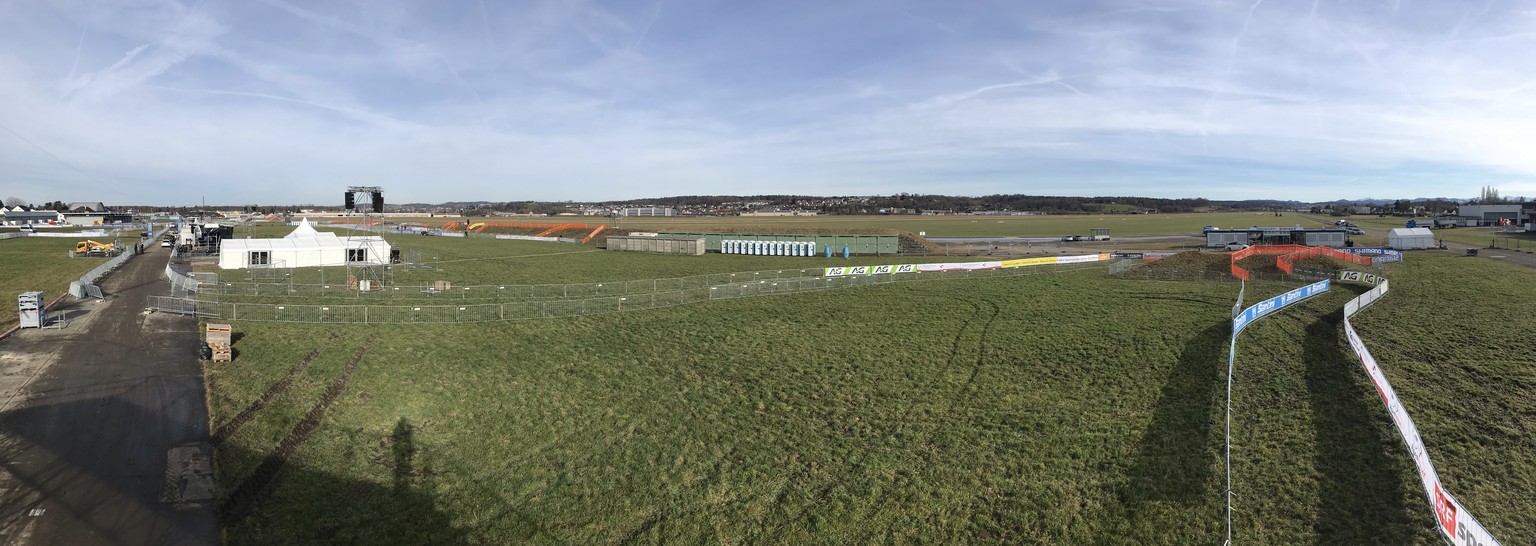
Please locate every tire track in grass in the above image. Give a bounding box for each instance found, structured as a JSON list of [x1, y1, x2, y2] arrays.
[[954, 299, 1001, 404], [219, 338, 373, 525], [890, 299, 980, 435], [210, 349, 321, 446]]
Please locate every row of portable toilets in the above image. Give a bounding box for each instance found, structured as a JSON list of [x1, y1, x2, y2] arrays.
[[721, 240, 817, 256]]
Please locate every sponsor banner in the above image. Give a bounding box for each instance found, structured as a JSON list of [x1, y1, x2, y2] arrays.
[[825, 254, 1106, 277], [917, 261, 1003, 272], [1232, 280, 1329, 334], [1337, 271, 1380, 285], [494, 234, 561, 242], [1055, 253, 1111, 264], [1112, 252, 1145, 259], [1339, 247, 1404, 263], [1343, 293, 1501, 546], [629, 232, 659, 237], [1001, 257, 1056, 268]]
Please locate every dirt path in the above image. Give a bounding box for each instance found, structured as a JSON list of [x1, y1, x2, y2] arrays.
[[0, 244, 217, 545]]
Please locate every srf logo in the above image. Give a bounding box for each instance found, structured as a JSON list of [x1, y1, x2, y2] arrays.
[[1434, 483, 1458, 537]]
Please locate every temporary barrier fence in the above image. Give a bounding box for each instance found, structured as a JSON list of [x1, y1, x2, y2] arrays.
[[1274, 246, 1374, 274], [163, 261, 1107, 324], [1343, 282, 1502, 546], [204, 267, 843, 302]]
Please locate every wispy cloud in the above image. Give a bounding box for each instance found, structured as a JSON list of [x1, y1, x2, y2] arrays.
[[2, 0, 1535, 205]]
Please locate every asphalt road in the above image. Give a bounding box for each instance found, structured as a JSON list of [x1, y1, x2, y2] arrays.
[[0, 244, 217, 545]]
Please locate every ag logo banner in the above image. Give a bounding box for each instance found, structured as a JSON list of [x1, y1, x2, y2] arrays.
[[871, 265, 893, 274], [895, 264, 916, 273], [824, 267, 847, 277], [849, 266, 870, 275]]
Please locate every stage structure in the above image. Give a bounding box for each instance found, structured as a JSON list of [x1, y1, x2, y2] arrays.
[[344, 186, 385, 214]]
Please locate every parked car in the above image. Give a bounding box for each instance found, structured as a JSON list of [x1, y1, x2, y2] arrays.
[[1224, 242, 1249, 251]]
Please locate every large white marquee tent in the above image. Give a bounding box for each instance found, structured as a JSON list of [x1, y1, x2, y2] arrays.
[[218, 218, 392, 269]]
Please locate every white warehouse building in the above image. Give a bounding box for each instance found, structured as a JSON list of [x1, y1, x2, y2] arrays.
[[218, 218, 392, 269]]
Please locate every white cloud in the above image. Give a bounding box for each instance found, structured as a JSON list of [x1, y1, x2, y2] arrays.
[[1, 0, 1535, 204]]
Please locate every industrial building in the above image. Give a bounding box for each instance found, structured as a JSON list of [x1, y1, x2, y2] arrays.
[[1204, 227, 1348, 248], [3, 208, 60, 225], [621, 207, 676, 217], [1454, 204, 1524, 226]]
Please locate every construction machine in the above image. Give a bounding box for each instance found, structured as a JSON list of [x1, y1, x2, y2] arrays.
[[75, 240, 114, 254]]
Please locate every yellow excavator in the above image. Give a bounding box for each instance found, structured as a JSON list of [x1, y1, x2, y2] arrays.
[[75, 240, 114, 254]]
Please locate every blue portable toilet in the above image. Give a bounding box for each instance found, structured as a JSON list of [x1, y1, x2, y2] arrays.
[[825, 244, 833, 258], [842, 245, 850, 259]]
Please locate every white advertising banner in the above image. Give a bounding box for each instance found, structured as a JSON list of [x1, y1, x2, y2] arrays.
[[822, 254, 1107, 277], [1343, 281, 1502, 546], [1054, 253, 1109, 264], [915, 261, 1003, 272]]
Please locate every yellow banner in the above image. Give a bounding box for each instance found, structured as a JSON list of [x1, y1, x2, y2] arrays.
[[1000, 257, 1057, 268]]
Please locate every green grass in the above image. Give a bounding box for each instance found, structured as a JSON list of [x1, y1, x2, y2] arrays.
[[0, 237, 111, 330], [204, 251, 1535, 544]]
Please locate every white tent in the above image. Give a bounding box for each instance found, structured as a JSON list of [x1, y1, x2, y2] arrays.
[[218, 218, 392, 269], [1387, 227, 1434, 250]]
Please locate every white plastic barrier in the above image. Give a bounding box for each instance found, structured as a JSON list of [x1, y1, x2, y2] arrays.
[[1343, 281, 1502, 546]]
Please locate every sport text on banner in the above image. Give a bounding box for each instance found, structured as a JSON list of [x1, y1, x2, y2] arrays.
[[1232, 280, 1330, 334]]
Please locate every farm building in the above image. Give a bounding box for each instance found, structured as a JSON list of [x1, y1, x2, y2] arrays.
[[1204, 227, 1348, 248], [621, 207, 676, 217], [218, 218, 392, 269], [1387, 227, 1434, 250]]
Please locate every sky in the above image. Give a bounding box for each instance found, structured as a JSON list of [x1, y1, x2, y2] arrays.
[[2, 0, 1536, 206]]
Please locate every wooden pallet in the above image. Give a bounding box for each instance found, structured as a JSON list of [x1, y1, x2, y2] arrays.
[[206, 323, 232, 346], [210, 342, 232, 362]]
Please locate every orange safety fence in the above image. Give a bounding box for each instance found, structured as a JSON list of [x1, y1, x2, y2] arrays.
[[581, 225, 607, 244], [1275, 246, 1374, 274], [1229, 244, 1312, 281], [534, 223, 584, 237]]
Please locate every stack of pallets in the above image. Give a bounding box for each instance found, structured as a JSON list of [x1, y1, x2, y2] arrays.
[[206, 323, 233, 362]]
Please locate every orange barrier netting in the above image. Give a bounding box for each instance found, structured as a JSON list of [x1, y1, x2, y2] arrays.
[[1229, 244, 1312, 281], [581, 225, 607, 244], [534, 223, 585, 237], [1276, 246, 1374, 274]]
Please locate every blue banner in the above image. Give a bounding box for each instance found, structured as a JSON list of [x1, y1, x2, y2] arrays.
[[1338, 247, 1404, 263], [1232, 280, 1330, 334]]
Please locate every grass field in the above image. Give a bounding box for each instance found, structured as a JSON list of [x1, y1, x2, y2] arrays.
[[0, 237, 111, 331], [203, 240, 1535, 544]]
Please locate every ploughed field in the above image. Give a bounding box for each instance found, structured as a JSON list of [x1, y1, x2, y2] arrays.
[[203, 242, 1535, 544]]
